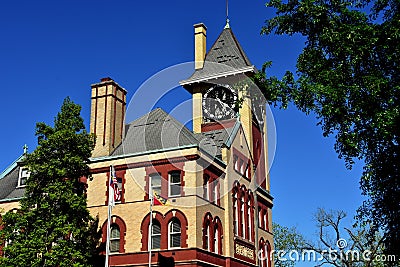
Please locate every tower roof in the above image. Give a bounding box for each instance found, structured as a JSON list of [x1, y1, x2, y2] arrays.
[[180, 27, 255, 86]]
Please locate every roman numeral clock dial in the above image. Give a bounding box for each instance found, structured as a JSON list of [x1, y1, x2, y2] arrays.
[[202, 85, 237, 121]]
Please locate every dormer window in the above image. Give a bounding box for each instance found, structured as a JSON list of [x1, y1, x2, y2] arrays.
[[18, 167, 30, 187]]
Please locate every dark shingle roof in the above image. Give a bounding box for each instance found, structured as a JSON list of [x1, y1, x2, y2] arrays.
[[0, 164, 25, 201], [181, 27, 255, 85], [111, 108, 236, 160], [113, 108, 201, 156]]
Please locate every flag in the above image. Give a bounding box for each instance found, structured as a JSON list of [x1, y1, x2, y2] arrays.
[[153, 191, 168, 206], [109, 165, 121, 206]]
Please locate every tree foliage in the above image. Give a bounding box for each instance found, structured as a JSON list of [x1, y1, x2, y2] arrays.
[[273, 222, 306, 267], [255, 0, 400, 256], [274, 209, 393, 267], [304, 209, 388, 267], [0, 97, 99, 267]]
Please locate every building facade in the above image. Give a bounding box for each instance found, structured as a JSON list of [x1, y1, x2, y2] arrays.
[[0, 22, 273, 267]]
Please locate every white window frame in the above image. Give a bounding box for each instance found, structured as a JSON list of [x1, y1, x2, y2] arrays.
[[241, 197, 246, 239], [150, 173, 162, 196], [168, 219, 181, 249], [248, 199, 252, 241], [214, 223, 219, 254], [150, 220, 161, 250], [18, 167, 30, 188], [168, 171, 181, 197], [205, 222, 211, 251], [109, 224, 120, 253], [264, 209, 268, 230], [214, 181, 219, 204]]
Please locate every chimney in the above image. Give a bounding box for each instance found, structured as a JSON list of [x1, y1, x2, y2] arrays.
[[194, 23, 207, 70], [90, 77, 127, 157]]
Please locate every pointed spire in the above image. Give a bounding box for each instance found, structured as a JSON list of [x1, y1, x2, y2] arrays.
[[225, 0, 230, 29]]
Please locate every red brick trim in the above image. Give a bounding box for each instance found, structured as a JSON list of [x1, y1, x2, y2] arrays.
[[101, 215, 127, 254], [144, 162, 185, 200], [232, 181, 255, 242], [202, 212, 214, 251], [140, 211, 164, 251], [140, 209, 188, 251], [90, 155, 199, 174], [259, 238, 272, 267]]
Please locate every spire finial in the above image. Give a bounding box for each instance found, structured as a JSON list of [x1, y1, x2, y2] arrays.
[[23, 144, 28, 155], [225, 0, 230, 28]]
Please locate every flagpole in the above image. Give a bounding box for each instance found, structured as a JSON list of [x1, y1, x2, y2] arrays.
[[148, 190, 153, 267], [105, 166, 112, 267]]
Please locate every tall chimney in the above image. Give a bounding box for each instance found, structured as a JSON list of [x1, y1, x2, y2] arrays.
[[194, 23, 207, 70], [90, 77, 127, 157]]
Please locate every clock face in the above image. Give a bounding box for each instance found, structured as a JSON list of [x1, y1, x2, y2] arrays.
[[203, 85, 237, 121]]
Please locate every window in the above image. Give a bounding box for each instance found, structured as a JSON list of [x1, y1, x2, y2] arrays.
[[18, 168, 30, 187], [210, 180, 216, 204], [248, 200, 252, 241], [115, 177, 123, 202], [214, 223, 219, 254], [264, 210, 267, 230], [110, 224, 120, 253], [214, 181, 219, 204], [241, 197, 246, 238], [233, 155, 239, 170], [204, 221, 211, 251], [233, 194, 238, 235], [258, 207, 262, 228], [151, 220, 161, 250], [150, 174, 162, 196], [265, 242, 271, 267], [203, 175, 209, 200], [169, 171, 181, 197], [168, 218, 181, 248]]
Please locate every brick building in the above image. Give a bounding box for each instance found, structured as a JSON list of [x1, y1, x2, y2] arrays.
[[0, 22, 273, 267]]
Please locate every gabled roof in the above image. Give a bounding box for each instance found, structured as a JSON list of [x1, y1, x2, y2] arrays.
[[0, 155, 25, 202], [181, 27, 255, 86]]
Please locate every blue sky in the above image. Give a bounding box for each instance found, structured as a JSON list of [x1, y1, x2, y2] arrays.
[[0, 0, 365, 264]]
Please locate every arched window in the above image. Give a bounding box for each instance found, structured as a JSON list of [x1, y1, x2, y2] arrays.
[[151, 220, 161, 250], [214, 223, 219, 254], [110, 224, 120, 253], [248, 199, 252, 241], [265, 241, 272, 267], [259, 239, 266, 267], [204, 220, 211, 251], [241, 196, 246, 238], [233, 192, 238, 235], [168, 218, 181, 248]]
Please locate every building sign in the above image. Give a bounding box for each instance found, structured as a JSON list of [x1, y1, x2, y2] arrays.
[[234, 239, 256, 263]]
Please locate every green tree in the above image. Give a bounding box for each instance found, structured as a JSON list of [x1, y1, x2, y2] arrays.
[[255, 0, 400, 256], [273, 222, 306, 267], [304, 209, 387, 267], [0, 97, 98, 267], [274, 209, 391, 267]]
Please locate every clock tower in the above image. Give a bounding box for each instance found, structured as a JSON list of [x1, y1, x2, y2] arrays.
[[180, 22, 270, 191]]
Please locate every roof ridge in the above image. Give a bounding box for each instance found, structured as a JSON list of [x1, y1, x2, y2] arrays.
[[0, 154, 24, 180], [227, 28, 252, 66]]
